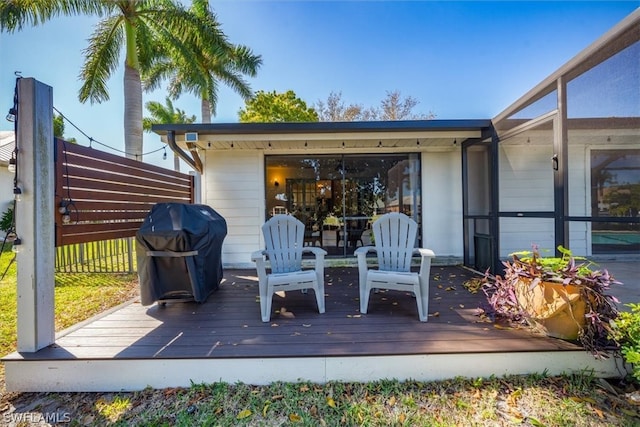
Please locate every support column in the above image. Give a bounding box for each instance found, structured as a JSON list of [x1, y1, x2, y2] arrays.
[[16, 78, 55, 352], [554, 77, 570, 255]]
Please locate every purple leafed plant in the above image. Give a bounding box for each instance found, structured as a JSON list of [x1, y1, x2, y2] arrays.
[[481, 245, 622, 359]]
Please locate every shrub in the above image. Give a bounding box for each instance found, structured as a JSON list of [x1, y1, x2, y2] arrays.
[[610, 303, 640, 383], [482, 245, 621, 359]]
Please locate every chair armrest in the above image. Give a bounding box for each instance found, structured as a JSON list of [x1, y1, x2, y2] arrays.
[[355, 246, 376, 273], [413, 248, 435, 258], [413, 248, 435, 277], [251, 249, 269, 286], [354, 246, 376, 257], [251, 249, 267, 262], [301, 247, 328, 258]]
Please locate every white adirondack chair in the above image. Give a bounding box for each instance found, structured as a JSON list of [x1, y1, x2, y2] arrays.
[[355, 212, 435, 322], [251, 214, 327, 322]]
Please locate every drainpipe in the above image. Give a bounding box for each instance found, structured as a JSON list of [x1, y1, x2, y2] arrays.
[[166, 130, 203, 174]]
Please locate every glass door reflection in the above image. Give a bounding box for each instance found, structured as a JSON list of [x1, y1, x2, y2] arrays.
[[265, 154, 421, 257]]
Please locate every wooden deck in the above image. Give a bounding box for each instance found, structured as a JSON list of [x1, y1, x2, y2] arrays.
[[3, 266, 623, 392]]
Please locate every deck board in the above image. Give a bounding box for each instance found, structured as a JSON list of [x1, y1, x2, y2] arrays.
[[6, 266, 583, 362]]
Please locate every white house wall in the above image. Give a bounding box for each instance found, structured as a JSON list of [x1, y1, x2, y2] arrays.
[[0, 167, 14, 215], [203, 148, 465, 267], [204, 149, 264, 267], [497, 141, 611, 258], [498, 144, 555, 257], [421, 149, 463, 258]]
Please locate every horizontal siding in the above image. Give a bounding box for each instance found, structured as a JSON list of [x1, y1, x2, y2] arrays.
[[568, 144, 588, 217], [205, 150, 264, 267], [499, 217, 555, 257], [499, 145, 554, 212], [422, 150, 462, 257]]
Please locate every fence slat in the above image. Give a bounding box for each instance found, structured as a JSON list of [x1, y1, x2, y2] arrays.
[[55, 138, 195, 248]]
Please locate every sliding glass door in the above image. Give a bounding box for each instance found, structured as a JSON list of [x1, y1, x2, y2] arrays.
[[265, 154, 421, 256]]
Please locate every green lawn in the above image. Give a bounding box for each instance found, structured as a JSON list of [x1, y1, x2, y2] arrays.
[[0, 246, 138, 376]]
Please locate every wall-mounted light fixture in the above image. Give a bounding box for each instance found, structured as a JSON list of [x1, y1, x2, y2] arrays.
[[185, 132, 198, 143], [274, 180, 280, 188]]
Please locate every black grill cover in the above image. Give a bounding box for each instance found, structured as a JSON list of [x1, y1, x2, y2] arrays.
[[136, 203, 227, 305]]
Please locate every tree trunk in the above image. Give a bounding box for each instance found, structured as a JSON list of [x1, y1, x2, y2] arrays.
[[201, 98, 211, 123], [124, 64, 143, 160]]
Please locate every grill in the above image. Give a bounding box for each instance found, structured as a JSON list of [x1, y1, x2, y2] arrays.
[[136, 203, 227, 305]]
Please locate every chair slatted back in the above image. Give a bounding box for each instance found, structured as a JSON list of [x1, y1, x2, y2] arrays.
[[262, 215, 305, 273], [373, 213, 418, 272]]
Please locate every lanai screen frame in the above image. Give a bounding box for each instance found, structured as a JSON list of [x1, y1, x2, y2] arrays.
[[464, 9, 640, 273]]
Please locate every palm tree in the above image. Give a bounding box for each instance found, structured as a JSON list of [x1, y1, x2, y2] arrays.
[[143, 97, 196, 171], [0, 0, 232, 159], [144, 0, 262, 123], [143, 97, 196, 132]]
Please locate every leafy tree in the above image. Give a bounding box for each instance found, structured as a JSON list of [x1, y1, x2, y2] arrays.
[[0, 0, 232, 159], [53, 113, 77, 143], [53, 114, 65, 138], [144, 0, 262, 123], [142, 97, 196, 132], [315, 90, 435, 122], [239, 90, 319, 123]]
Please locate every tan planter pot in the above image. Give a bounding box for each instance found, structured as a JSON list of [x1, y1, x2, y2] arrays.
[[515, 279, 587, 340]]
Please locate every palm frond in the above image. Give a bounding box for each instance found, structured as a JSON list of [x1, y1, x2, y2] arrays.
[[78, 14, 124, 104], [0, 0, 107, 32]]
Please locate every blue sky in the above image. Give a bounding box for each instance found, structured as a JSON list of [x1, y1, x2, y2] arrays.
[[0, 1, 637, 164]]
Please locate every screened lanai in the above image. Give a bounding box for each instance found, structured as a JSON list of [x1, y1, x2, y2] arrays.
[[463, 10, 639, 272]]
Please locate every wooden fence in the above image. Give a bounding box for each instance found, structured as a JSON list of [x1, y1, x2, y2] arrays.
[[54, 139, 195, 270]]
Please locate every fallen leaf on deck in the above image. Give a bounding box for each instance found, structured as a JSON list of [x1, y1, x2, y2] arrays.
[[280, 307, 295, 319], [430, 312, 440, 317]]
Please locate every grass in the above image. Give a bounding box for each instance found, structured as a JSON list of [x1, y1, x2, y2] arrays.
[[1, 246, 639, 426], [0, 246, 138, 385], [5, 375, 640, 426]]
